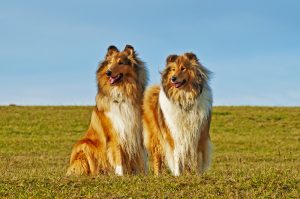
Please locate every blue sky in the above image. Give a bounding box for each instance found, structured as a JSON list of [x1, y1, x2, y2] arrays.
[[0, 0, 299, 106]]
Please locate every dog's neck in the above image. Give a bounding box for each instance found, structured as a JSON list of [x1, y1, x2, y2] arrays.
[[161, 88, 197, 111], [159, 84, 212, 114]]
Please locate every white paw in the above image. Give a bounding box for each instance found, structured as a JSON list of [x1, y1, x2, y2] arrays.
[[115, 165, 123, 176], [173, 151, 180, 176], [174, 169, 180, 176]]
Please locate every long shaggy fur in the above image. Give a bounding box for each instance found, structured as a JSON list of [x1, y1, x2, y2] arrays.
[[143, 53, 213, 176], [67, 45, 148, 176]]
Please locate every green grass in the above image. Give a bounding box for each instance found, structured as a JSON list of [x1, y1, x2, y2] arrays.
[[0, 106, 299, 198]]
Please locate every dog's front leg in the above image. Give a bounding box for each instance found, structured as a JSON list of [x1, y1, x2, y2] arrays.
[[114, 145, 123, 176], [173, 148, 180, 176], [115, 165, 123, 176]]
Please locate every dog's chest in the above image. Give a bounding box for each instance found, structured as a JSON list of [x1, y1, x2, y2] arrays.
[[159, 89, 211, 159], [106, 100, 141, 148], [160, 92, 203, 144]]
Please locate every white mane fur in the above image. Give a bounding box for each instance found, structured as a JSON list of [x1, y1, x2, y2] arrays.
[[159, 83, 212, 174], [105, 87, 143, 159]]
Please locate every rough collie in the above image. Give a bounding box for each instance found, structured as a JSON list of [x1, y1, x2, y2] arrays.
[[143, 53, 212, 176], [67, 45, 148, 176]]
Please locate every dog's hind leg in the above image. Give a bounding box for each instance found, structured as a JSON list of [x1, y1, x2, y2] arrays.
[[66, 151, 90, 176], [201, 139, 212, 172], [152, 151, 162, 176], [66, 139, 99, 176], [197, 115, 212, 174]]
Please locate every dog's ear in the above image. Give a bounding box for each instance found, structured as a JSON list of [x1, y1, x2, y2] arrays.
[[123, 44, 135, 56], [185, 52, 198, 61], [105, 45, 119, 58], [166, 54, 178, 63]]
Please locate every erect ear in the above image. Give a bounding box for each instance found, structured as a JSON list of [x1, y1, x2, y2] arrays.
[[166, 54, 178, 63], [105, 45, 119, 58], [123, 44, 135, 56], [184, 52, 198, 61]]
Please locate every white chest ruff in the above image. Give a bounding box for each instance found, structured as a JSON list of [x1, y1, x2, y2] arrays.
[[159, 86, 212, 168], [106, 98, 142, 158]]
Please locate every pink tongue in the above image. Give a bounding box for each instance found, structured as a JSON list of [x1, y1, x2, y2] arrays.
[[109, 77, 117, 84], [175, 82, 181, 88]]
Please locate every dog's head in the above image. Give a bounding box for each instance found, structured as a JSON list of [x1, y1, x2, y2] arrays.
[[161, 53, 210, 107], [103, 45, 139, 85], [97, 45, 147, 100]]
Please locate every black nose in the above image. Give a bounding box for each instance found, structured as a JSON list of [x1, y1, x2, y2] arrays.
[[106, 70, 112, 77], [171, 76, 177, 82]]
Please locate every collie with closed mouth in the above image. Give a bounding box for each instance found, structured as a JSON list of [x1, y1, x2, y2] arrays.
[[143, 52, 213, 176], [67, 45, 148, 176]]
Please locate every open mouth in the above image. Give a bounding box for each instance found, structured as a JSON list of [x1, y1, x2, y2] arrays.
[[109, 73, 123, 84], [173, 79, 186, 88]]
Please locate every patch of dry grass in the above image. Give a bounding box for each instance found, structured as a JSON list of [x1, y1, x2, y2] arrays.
[[0, 106, 299, 198]]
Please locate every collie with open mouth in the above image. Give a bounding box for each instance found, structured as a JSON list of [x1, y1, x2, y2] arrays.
[[143, 53, 212, 176], [67, 45, 148, 176]]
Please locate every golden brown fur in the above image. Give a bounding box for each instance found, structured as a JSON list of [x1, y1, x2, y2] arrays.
[[143, 53, 212, 176], [67, 45, 148, 176]]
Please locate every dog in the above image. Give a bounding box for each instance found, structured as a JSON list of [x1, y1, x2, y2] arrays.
[[67, 45, 148, 176], [143, 52, 212, 176]]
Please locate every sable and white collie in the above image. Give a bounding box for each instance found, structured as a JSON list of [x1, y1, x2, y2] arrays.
[[67, 45, 148, 176], [143, 53, 212, 176]]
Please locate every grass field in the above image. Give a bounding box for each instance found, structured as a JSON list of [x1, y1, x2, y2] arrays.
[[0, 106, 299, 198]]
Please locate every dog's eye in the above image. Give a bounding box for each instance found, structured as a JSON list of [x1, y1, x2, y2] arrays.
[[118, 61, 124, 65], [171, 68, 175, 71], [181, 67, 186, 71]]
